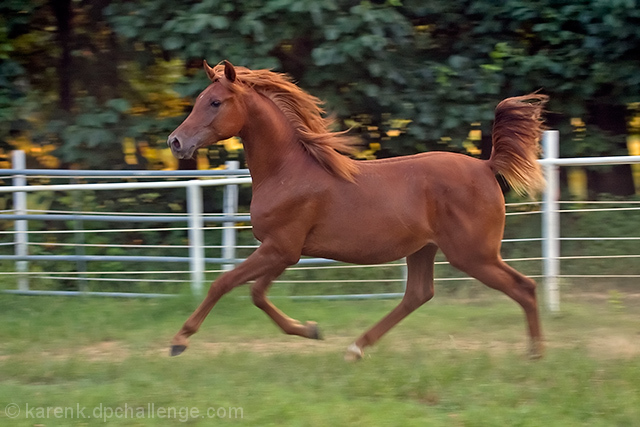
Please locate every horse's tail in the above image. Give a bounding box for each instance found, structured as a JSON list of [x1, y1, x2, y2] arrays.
[[488, 93, 549, 196]]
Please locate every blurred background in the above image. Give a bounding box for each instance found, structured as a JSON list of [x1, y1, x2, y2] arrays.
[[0, 0, 638, 195]]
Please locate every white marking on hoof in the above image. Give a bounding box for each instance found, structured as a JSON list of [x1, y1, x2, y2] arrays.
[[344, 343, 364, 361], [529, 340, 544, 360]]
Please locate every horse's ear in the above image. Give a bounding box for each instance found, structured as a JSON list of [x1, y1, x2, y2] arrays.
[[223, 60, 236, 83], [203, 60, 216, 81]]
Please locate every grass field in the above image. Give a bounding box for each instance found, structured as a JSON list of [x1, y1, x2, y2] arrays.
[[0, 288, 639, 426]]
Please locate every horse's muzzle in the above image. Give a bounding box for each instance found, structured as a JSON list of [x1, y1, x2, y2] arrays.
[[167, 135, 196, 159]]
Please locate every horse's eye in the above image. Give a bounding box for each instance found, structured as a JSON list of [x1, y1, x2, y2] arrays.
[[211, 100, 221, 108]]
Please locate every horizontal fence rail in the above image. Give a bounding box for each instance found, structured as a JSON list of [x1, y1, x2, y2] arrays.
[[0, 169, 251, 177], [1, 131, 639, 310]]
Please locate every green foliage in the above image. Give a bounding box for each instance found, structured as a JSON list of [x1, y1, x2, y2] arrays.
[[1, 0, 637, 168], [48, 97, 127, 166]]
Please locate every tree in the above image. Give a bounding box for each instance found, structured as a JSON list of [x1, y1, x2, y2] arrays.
[[0, 0, 187, 169], [1, 0, 639, 173], [105, 0, 640, 157]]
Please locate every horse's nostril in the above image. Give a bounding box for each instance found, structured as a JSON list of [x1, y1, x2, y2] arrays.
[[169, 136, 181, 151]]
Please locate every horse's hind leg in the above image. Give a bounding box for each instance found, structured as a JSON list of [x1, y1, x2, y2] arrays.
[[451, 256, 543, 358], [345, 244, 438, 361]]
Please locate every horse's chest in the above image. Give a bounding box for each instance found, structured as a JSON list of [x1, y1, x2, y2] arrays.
[[249, 187, 318, 241]]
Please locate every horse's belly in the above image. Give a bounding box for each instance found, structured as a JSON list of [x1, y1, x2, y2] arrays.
[[301, 211, 432, 264]]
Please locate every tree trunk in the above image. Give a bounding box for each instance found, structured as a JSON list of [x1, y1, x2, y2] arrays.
[[51, 0, 73, 111], [586, 103, 635, 196]]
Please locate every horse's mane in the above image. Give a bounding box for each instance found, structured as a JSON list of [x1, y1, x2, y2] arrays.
[[211, 63, 359, 181]]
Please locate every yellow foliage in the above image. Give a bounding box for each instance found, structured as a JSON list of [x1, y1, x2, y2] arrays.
[[123, 58, 191, 119], [468, 129, 482, 141], [354, 142, 381, 160], [567, 167, 588, 200], [6, 135, 61, 168], [463, 140, 481, 155], [159, 148, 178, 170], [222, 137, 243, 152], [388, 119, 412, 129], [122, 137, 138, 165], [628, 135, 640, 195], [629, 135, 640, 156], [571, 117, 585, 128], [462, 128, 482, 156], [197, 150, 210, 170], [129, 106, 150, 116]]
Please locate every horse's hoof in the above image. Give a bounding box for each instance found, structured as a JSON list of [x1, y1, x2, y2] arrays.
[[344, 343, 364, 362], [528, 341, 544, 360], [305, 321, 323, 340], [170, 345, 187, 357]]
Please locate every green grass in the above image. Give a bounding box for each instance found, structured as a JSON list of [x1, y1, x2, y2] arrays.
[[0, 291, 639, 426]]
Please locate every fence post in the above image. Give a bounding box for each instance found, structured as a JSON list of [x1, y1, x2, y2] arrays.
[[222, 161, 239, 271], [187, 181, 204, 296], [71, 182, 88, 292], [542, 130, 560, 312], [11, 150, 29, 291]]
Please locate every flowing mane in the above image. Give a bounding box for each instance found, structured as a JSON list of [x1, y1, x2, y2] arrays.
[[210, 63, 359, 181]]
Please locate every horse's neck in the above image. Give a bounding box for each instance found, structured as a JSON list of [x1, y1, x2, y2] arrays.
[[238, 92, 310, 185]]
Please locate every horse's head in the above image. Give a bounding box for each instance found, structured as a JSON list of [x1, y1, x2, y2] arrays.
[[168, 60, 247, 159]]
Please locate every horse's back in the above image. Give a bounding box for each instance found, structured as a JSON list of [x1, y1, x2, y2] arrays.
[[357, 152, 504, 212]]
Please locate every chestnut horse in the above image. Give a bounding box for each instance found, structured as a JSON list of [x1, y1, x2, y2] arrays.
[[168, 60, 548, 360]]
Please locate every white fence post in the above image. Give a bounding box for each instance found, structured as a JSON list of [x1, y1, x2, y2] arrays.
[[11, 150, 29, 291], [71, 184, 88, 292], [222, 161, 239, 271], [542, 131, 560, 312], [186, 181, 204, 296]]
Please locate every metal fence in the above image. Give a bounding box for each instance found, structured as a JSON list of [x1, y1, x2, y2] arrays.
[[1, 131, 639, 311]]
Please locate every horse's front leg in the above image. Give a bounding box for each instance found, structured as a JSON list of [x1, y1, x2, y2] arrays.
[[251, 275, 322, 340], [170, 244, 297, 356]]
